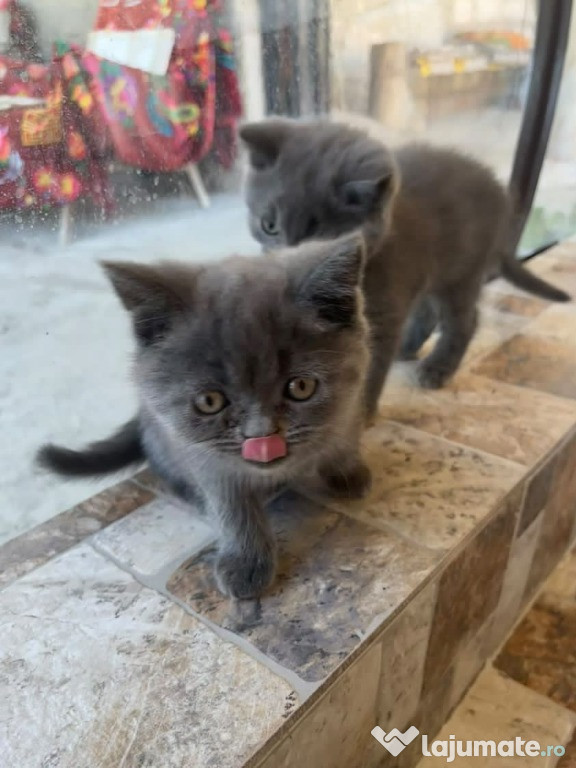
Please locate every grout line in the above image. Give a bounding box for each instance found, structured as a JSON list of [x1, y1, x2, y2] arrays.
[[89, 538, 318, 702]]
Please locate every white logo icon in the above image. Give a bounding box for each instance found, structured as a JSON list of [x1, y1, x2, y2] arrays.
[[371, 725, 420, 756]]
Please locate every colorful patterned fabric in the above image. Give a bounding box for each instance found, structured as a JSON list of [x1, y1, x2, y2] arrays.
[[68, 0, 242, 172], [0, 52, 111, 212], [0, 0, 241, 212]]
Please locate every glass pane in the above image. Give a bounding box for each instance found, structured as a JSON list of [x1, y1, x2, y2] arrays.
[[519, 8, 576, 255], [0, 0, 251, 545], [0, 0, 540, 545], [332, 0, 537, 183]]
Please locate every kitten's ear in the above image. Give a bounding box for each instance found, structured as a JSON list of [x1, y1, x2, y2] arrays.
[[294, 232, 365, 328], [339, 172, 395, 214], [102, 261, 191, 346], [239, 119, 291, 170]]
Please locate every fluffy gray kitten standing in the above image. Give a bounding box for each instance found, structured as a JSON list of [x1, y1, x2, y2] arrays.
[[240, 118, 570, 420], [38, 235, 371, 599]]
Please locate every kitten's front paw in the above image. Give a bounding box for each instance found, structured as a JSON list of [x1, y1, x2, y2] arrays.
[[416, 361, 451, 390], [321, 461, 372, 500], [215, 545, 277, 600]]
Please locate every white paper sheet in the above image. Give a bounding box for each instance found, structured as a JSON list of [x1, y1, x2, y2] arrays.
[[87, 28, 176, 77]]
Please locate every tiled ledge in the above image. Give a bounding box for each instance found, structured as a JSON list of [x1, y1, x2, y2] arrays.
[[2, 242, 576, 768]]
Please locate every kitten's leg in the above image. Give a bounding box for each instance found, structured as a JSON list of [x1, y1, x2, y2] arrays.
[[364, 320, 405, 424], [212, 488, 277, 599], [398, 295, 439, 360], [318, 452, 372, 499], [417, 286, 479, 389]]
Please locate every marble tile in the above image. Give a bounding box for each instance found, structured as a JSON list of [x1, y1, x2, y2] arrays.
[[530, 248, 576, 296], [422, 494, 518, 695], [377, 667, 456, 768], [449, 509, 543, 713], [558, 731, 576, 768], [526, 432, 576, 597], [325, 422, 522, 551], [380, 373, 576, 467], [255, 642, 382, 768], [519, 455, 558, 534], [94, 496, 216, 579], [132, 466, 172, 495], [166, 493, 438, 683], [496, 602, 576, 714], [539, 548, 576, 611], [449, 635, 489, 715], [485, 510, 543, 651], [482, 280, 551, 317], [473, 333, 576, 400], [0, 479, 153, 589], [377, 580, 438, 731], [520, 303, 576, 347], [0, 544, 294, 768], [415, 668, 576, 768], [497, 548, 576, 715]]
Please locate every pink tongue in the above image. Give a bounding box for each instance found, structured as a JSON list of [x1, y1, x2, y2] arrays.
[[242, 435, 287, 463]]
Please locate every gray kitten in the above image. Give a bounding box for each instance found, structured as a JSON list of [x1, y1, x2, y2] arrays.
[[38, 235, 371, 599], [240, 118, 570, 420]]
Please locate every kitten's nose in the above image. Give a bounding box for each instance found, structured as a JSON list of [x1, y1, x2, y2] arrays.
[[242, 415, 278, 439]]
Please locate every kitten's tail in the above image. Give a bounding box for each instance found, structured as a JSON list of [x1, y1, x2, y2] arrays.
[[501, 253, 571, 302], [37, 417, 144, 477]]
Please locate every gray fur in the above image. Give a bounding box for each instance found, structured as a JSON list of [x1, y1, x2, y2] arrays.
[[44, 236, 370, 599], [240, 118, 570, 417]]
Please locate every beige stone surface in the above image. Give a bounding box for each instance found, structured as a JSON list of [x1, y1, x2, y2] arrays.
[[449, 508, 544, 711], [0, 545, 294, 768], [416, 668, 576, 767], [540, 547, 576, 612], [327, 422, 522, 550], [422, 494, 518, 696], [488, 511, 543, 643], [520, 302, 576, 345], [378, 580, 438, 730], [94, 496, 215, 578], [473, 332, 576, 401], [256, 642, 382, 768], [381, 372, 576, 466]]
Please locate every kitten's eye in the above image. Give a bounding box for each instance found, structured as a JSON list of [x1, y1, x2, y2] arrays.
[[194, 391, 228, 415], [261, 209, 280, 236], [285, 377, 318, 402]]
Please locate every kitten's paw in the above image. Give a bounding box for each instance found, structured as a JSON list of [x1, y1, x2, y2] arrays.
[[321, 461, 372, 500], [215, 545, 276, 600], [416, 361, 451, 390]]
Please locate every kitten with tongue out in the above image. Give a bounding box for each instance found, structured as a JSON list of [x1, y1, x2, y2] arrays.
[[38, 233, 371, 600]]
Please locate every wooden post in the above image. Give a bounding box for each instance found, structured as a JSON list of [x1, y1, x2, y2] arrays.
[[232, 0, 266, 121], [369, 42, 413, 132]]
